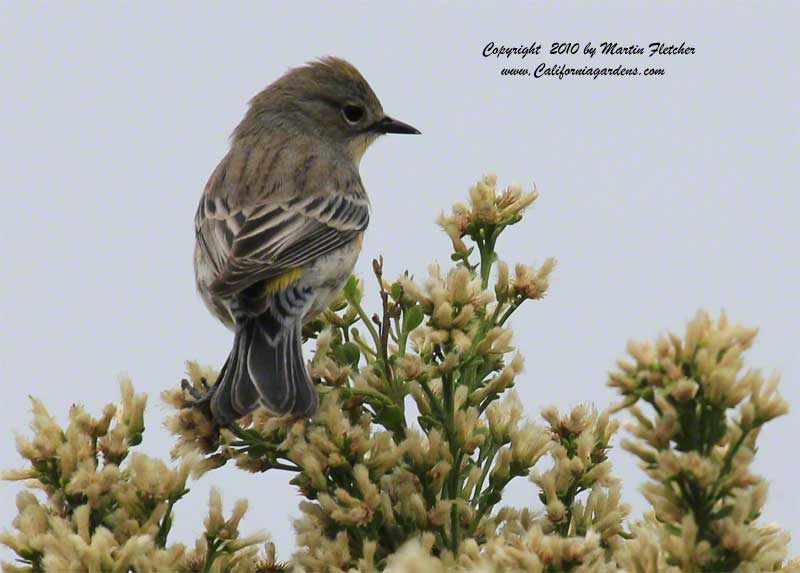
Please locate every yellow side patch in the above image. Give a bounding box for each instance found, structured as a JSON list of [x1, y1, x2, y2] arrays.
[[263, 268, 303, 296]]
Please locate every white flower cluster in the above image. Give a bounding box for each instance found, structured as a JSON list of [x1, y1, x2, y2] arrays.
[[608, 310, 792, 572], [5, 176, 796, 573], [1, 381, 279, 573]]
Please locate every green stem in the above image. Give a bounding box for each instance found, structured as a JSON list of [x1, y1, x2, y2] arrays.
[[497, 299, 522, 326], [352, 332, 378, 359], [378, 293, 394, 387], [474, 476, 510, 526], [479, 238, 495, 289], [154, 496, 179, 548], [440, 371, 463, 550], [351, 298, 382, 351], [443, 373, 455, 421], [478, 395, 499, 415], [471, 444, 498, 505], [418, 378, 443, 416], [271, 460, 302, 472], [347, 387, 394, 406], [450, 503, 460, 553], [488, 302, 505, 327], [202, 537, 221, 572], [555, 480, 583, 536], [396, 316, 408, 357], [709, 426, 752, 500]]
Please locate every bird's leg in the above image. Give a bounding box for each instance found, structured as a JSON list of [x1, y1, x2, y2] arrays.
[[181, 296, 256, 423], [180, 377, 211, 402], [180, 358, 230, 420]]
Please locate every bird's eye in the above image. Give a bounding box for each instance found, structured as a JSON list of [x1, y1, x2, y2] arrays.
[[342, 104, 365, 125]]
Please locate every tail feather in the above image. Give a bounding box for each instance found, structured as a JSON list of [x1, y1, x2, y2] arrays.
[[209, 313, 317, 425], [230, 325, 259, 415], [248, 317, 318, 417], [208, 353, 235, 423]]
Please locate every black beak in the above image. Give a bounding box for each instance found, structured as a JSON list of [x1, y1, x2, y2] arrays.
[[370, 115, 421, 135]]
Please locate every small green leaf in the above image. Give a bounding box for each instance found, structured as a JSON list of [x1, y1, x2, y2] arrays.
[[403, 304, 425, 333], [712, 505, 735, 520], [343, 275, 361, 304], [375, 404, 406, 435], [479, 489, 502, 507], [450, 247, 474, 262], [418, 415, 441, 433], [337, 342, 361, 368], [390, 281, 403, 301], [247, 445, 269, 458]]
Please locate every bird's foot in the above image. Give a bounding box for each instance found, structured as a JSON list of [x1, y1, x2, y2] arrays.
[[180, 376, 215, 419]]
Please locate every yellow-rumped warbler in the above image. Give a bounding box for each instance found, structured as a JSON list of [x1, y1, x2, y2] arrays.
[[193, 57, 419, 424]]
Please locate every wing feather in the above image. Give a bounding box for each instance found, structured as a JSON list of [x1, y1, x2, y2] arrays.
[[207, 190, 369, 297]]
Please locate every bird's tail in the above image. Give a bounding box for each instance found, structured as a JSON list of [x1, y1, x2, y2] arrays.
[[210, 312, 318, 425]]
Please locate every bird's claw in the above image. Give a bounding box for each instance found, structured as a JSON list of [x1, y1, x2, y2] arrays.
[[180, 377, 215, 419]]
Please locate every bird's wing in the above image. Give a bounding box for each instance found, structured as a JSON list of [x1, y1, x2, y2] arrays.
[[199, 189, 370, 298]]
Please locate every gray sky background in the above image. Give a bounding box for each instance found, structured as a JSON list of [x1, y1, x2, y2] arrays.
[[1, 2, 798, 562]]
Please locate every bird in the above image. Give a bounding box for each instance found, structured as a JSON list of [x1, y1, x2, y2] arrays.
[[192, 57, 420, 425]]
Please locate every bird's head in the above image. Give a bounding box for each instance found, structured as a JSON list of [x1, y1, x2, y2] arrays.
[[236, 57, 420, 164]]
